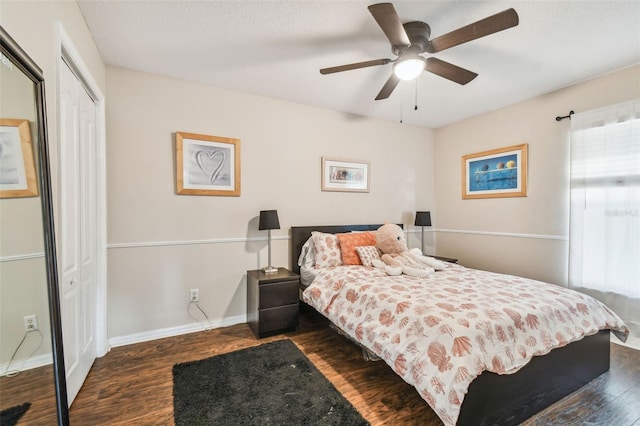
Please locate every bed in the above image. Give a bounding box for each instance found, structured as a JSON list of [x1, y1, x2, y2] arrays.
[[291, 224, 629, 426]]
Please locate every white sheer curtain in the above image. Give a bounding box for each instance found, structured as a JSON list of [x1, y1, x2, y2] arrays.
[[569, 99, 640, 343]]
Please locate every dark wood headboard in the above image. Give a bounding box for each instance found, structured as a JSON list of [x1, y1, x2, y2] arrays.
[[290, 224, 402, 274]]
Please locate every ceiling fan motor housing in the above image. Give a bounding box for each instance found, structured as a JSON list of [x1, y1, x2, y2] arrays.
[[393, 21, 431, 56]]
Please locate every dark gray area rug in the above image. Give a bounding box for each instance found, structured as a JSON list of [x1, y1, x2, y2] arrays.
[[0, 402, 31, 426], [173, 339, 369, 425]]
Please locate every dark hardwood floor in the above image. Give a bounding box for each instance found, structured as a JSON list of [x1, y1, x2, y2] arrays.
[[0, 363, 57, 424], [2, 309, 639, 425]]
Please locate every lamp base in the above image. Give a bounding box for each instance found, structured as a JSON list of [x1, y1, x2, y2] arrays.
[[263, 266, 278, 274]]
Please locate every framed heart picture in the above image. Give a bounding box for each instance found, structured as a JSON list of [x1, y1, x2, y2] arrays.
[[175, 132, 241, 196]]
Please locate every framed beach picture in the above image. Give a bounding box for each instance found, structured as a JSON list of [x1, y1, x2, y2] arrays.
[[0, 118, 38, 198], [462, 144, 528, 199], [321, 157, 369, 193], [175, 132, 241, 196]]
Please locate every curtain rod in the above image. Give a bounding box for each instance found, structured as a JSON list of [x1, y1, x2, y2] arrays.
[[555, 110, 574, 121]]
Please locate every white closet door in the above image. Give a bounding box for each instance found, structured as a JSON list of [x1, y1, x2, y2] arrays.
[[59, 60, 97, 404]]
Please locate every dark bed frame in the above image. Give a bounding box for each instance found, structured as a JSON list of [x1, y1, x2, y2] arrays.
[[291, 225, 611, 426]]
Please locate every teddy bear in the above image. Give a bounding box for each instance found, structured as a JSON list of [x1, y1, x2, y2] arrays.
[[371, 223, 445, 278]]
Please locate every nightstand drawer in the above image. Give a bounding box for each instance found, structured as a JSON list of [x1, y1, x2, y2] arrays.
[[259, 304, 299, 335], [259, 280, 299, 309]]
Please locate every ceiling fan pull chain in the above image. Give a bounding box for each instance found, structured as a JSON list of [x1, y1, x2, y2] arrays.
[[400, 102, 403, 123], [414, 79, 419, 111]]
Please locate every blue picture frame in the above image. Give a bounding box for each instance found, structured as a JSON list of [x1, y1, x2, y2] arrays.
[[462, 144, 528, 199]]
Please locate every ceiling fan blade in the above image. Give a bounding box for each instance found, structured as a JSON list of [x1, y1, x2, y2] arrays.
[[425, 57, 477, 85], [375, 73, 401, 100], [368, 3, 410, 48], [320, 58, 391, 75], [426, 8, 519, 53]]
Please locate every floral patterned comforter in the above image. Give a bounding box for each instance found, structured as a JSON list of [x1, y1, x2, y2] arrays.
[[302, 264, 629, 425]]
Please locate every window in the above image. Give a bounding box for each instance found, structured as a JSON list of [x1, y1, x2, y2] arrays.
[[569, 99, 640, 337]]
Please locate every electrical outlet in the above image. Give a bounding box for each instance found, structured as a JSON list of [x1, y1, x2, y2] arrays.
[[24, 315, 38, 332], [189, 288, 199, 302]]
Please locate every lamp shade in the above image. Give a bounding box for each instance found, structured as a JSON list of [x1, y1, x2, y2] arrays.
[[414, 211, 432, 227], [258, 210, 280, 230]]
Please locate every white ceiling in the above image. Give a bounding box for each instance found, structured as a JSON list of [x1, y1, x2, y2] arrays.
[[77, 1, 640, 129]]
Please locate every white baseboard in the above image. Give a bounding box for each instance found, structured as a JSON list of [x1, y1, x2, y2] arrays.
[[1, 353, 52, 375], [108, 314, 247, 349]]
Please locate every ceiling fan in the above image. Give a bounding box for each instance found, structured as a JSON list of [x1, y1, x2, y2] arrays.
[[320, 3, 519, 100]]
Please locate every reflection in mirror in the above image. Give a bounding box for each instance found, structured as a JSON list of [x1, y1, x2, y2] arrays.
[[0, 26, 68, 425]]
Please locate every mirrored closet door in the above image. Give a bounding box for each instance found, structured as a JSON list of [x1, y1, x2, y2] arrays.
[[0, 26, 69, 425]]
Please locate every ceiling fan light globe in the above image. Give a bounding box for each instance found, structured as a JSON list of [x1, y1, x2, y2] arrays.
[[394, 57, 425, 81]]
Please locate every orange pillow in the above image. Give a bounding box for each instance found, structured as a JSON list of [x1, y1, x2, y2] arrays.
[[336, 232, 376, 265]]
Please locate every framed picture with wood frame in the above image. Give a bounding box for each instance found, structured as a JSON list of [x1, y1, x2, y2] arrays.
[[0, 118, 38, 198], [321, 157, 370, 193], [175, 131, 240, 196], [461, 143, 528, 199]]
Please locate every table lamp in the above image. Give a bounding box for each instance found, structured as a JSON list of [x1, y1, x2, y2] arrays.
[[259, 210, 280, 273], [414, 211, 431, 254]]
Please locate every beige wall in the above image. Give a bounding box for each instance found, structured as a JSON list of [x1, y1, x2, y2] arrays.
[[434, 65, 640, 285], [106, 66, 435, 340]]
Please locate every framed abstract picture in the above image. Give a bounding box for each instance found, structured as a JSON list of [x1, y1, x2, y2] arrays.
[[0, 118, 38, 198], [321, 157, 369, 193], [462, 144, 528, 199], [175, 132, 241, 196]]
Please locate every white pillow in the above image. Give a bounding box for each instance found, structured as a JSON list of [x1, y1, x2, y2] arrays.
[[297, 236, 316, 268], [311, 231, 343, 268]]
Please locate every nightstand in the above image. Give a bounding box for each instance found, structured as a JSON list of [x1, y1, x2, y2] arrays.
[[432, 255, 458, 264], [247, 268, 300, 338]]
